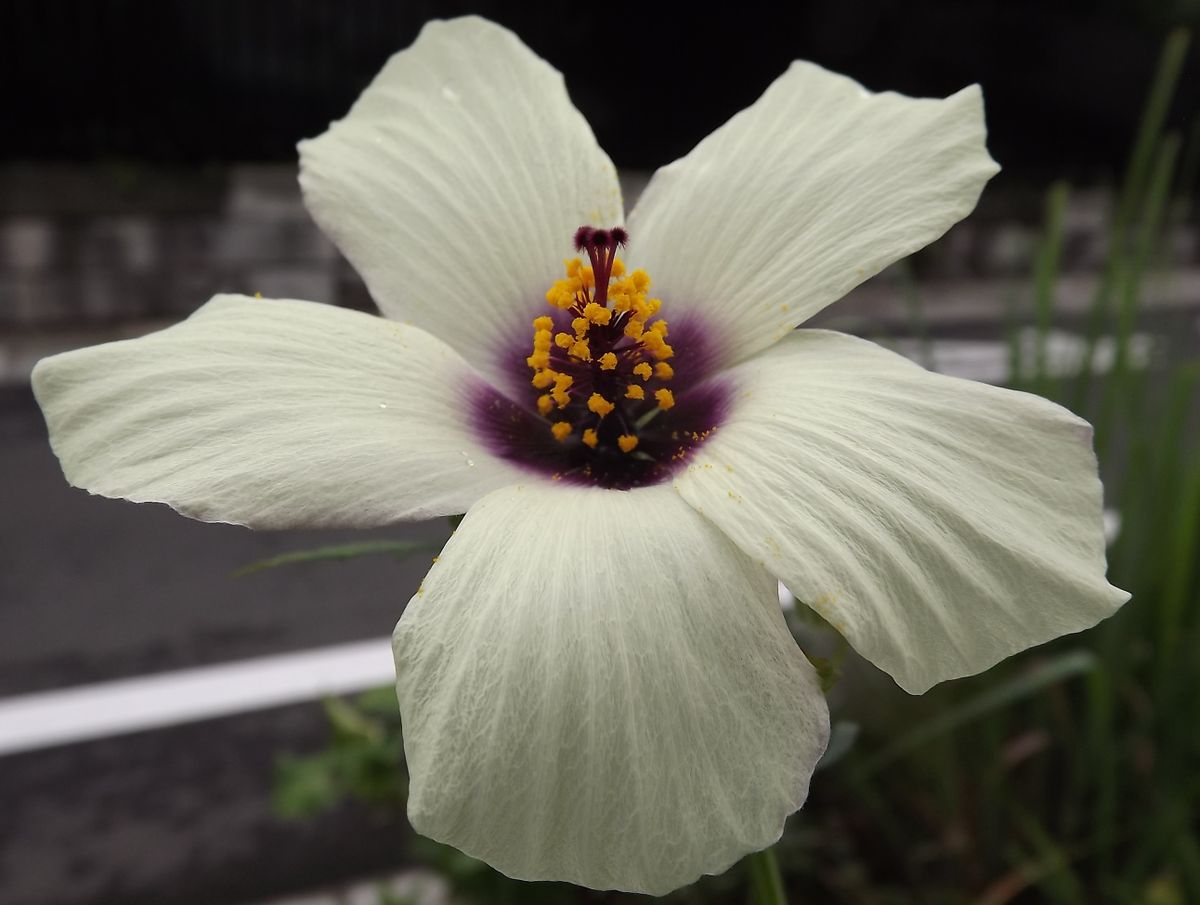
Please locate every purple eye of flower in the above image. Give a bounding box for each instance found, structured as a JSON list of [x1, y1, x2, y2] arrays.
[[472, 226, 729, 489]]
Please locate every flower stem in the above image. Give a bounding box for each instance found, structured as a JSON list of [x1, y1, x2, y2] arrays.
[[746, 846, 788, 905]]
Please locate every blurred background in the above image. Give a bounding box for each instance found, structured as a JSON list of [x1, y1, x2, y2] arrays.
[[1, 2, 1198, 904]]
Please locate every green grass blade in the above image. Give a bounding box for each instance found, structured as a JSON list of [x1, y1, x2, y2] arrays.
[[1074, 27, 1191, 408], [857, 651, 1097, 776], [1095, 133, 1181, 453], [233, 539, 439, 576], [1031, 181, 1070, 397]]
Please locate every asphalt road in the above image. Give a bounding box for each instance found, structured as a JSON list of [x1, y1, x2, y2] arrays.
[[0, 387, 450, 698], [0, 386, 448, 905]]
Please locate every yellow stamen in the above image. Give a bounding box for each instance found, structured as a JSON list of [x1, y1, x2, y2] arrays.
[[618, 434, 639, 453], [532, 316, 554, 331], [625, 384, 645, 400], [582, 428, 599, 448], [551, 422, 572, 441], [554, 332, 573, 348], [530, 366, 554, 386], [654, 362, 674, 380], [655, 388, 675, 410], [599, 352, 618, 371], [569, 339, 591, 361], [588, 393, 615, 417], [537, 394, 554, 416], [583, 302, 612, 325], [572, 316, 590, 337], [633, 362, 653, 381]]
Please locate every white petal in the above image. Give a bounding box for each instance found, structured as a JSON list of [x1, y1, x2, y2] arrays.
[[32, 294, 524, 529], [674, 331, 1129, 694], [394, 483, 829, 894], [299, 17, 622, 386], [628, 63, 999, 365]]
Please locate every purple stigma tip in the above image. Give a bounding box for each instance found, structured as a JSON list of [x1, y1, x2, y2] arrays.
[[573, 225, 594, 251], [610, 226, 629, 247], [590, 228, 610, 247]]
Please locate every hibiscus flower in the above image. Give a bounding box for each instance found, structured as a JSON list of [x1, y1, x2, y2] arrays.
[[32, 15, 1127, 896]]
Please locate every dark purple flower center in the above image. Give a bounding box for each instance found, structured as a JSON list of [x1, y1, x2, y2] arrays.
[[471, 226, 729, 490]]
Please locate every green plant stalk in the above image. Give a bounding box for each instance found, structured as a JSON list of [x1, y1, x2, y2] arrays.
[[1031, 181, 1070, 397], [746, 847, 788, 905]]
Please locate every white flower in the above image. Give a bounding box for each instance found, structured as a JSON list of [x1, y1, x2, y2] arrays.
[[32, 16, 1128, 896]]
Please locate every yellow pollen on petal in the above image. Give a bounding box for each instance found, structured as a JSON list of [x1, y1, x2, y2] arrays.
[[554, 332, 573, 348], [588, 393, 615, 417], [536, 394, 554, 416], [654, 362, 674, 379], [551, 422, 572, 441], [532, 316, 554, 331], [618, 434, 639, 453], [655, 388, 675, 410], [582, 428, 599, 448], [599, 352, 618, 371], [625, 384, 645, 400], [633, 362, 653, 380]]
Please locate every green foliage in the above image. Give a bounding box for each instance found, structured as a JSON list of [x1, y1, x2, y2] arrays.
[[273, 693, 405, 818]]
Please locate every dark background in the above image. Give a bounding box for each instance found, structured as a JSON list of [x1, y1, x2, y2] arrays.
[[3, 0, 1199, 183]]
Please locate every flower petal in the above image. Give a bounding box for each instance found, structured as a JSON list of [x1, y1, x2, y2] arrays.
[[32, 294, 524, 529], [299, 16, 622, 385], [628, 63, 999, 365], [393, 482, 829, 894], [674, 331, 1129, 694]]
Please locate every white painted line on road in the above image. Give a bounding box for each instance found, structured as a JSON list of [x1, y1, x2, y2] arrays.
[[1, 582, 800, 756], [0, 637, 395, 757]]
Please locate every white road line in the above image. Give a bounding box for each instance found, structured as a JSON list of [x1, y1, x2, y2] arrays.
[[0, 637, 395, 757]]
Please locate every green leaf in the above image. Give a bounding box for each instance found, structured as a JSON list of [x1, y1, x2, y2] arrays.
[[857, 650, 1097, 776], [232, 539, 438, 576]]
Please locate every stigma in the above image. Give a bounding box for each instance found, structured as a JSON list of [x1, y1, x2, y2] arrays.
[[527, 226, 676, 457]]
